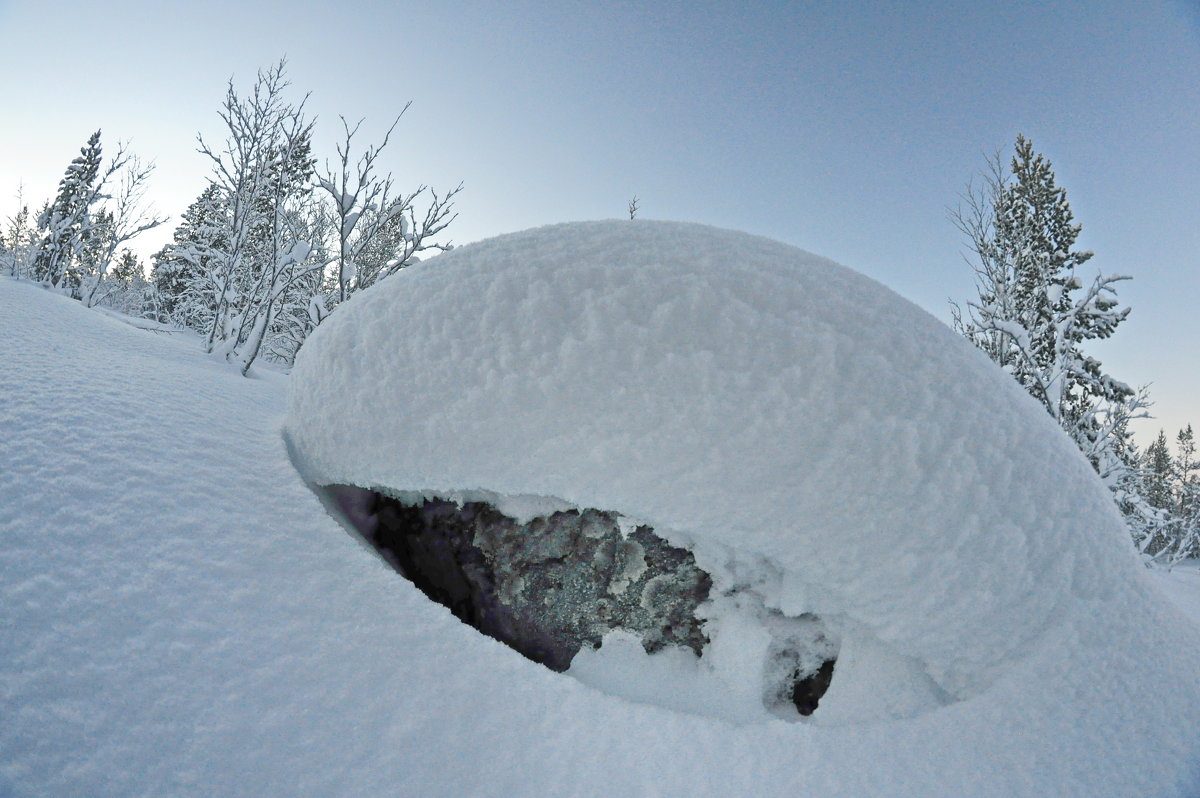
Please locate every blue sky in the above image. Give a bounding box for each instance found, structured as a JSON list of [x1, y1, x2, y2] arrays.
[[1, 0, 1196, 440]]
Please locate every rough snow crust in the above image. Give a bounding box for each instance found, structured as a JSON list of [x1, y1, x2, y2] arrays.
[[4, 234, 1200, 797], [287, 221, 1142, 703]]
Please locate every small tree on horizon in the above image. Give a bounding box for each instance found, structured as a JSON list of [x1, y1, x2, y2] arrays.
[[1, 186, 40, 279]]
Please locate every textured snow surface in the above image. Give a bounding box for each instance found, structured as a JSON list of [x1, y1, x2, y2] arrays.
[[2, 223, 1199, 796], [287, 221, 1155, 698]]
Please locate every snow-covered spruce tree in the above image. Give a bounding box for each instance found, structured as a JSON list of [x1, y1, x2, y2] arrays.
[[30, 131, 155, 302], [149, 185, 229, 327], [1171, 426, 1200, 561], [1143, 431, 1176, 511], [1137, 429, 1177, 557], [951, 135, 1151, 541], [32, 131, 105, 295], [95, 249, 153, 316], [194, 60, 323, 375], [1136, 426, 1200, 564]]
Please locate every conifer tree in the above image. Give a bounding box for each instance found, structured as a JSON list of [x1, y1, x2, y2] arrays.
[[150, 185, 229, 328], [952, 135, 1150, 541], [1, 190, 39, 278], [1137, 426, 1200, 563], [1175, 426, 1200, 559], [1143, 431, 1176, 511], [33, 131, 104, 294], [110, 249, 144, 286]]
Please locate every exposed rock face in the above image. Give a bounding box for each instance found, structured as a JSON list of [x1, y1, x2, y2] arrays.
[[474, 505, 714, 661], [322, 484, 836, 715]]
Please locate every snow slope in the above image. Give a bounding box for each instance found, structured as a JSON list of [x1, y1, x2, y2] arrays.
[[3, 225, 1200, 796]]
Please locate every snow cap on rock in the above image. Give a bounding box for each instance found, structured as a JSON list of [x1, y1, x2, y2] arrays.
[[284, 220, 1138, 698]]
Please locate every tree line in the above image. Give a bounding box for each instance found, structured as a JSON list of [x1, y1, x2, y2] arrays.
[[0, 59, 459, 373], [1, 74, 1195, 564]]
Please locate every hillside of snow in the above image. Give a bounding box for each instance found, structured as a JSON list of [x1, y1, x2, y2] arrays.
[[3, 222, 1200, 796]]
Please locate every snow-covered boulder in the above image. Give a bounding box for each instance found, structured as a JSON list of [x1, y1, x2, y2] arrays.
[[285, 220, 1152, 724]]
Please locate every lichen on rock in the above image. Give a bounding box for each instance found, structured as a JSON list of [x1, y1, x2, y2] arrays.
[[325, 485, 712, 670], [321, 484, 838, 717]]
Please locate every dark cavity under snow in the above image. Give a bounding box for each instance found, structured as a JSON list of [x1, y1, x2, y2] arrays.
[[321, 484, 836, 717]]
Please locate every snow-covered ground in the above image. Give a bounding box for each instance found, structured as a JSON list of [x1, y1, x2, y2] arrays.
[[3, 224, 1200, 797]]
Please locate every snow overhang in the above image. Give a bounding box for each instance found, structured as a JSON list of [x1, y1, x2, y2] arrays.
[[283, 220, 1138, 719]]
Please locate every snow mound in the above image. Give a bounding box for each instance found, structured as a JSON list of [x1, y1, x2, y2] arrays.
[[286, 220, 1144, 718]]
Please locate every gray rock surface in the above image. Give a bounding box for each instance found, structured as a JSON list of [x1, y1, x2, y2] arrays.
[[321, 484, 835, 715]]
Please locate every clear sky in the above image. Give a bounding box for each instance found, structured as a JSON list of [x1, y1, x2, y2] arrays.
[[1, 0, 1196, 442]]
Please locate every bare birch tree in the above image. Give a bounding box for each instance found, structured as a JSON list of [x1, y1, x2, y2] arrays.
[[82, 156, 166, 307], [315, 108, 460, 315], [195, 59, 323, 374]]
